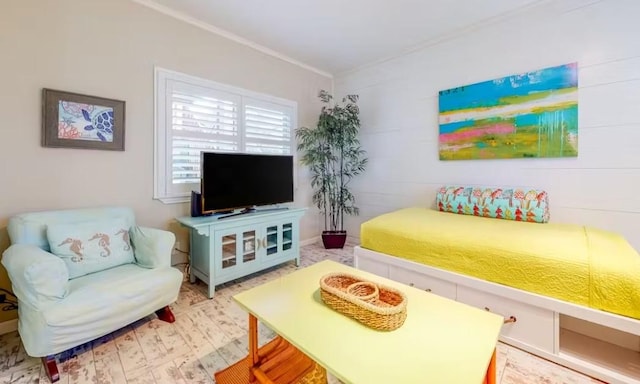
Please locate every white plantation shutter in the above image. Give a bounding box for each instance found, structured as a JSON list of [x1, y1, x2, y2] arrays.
[[154, 68, 297, 203], [169, 84, 240, 186], [244, 99, 293, 155]]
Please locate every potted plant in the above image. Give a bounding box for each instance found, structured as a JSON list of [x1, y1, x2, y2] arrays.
[[296, 90, 368, 249]]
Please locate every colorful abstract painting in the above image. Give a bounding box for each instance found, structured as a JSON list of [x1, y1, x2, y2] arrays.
[[438, 63, 578, 160], [57, 101, 114, 142]]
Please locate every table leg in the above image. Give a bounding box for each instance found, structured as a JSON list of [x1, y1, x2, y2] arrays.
[[249, 315, 259, 363], [216, 314, 288, 384], [249, 314, 259, 381], [484, 348, 497, 384]]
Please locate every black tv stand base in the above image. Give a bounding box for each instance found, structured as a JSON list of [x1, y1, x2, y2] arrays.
[[254, 207, 289, 213], [217, 207, 289, 220]]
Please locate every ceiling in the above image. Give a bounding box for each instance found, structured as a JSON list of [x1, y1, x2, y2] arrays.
[[142, 0, 546, 76]]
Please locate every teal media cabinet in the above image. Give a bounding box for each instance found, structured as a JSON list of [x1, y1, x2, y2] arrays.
[[176, 207, 307, 298]]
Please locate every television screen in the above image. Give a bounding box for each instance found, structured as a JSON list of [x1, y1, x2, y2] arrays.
[[201, 152, 294, 213]]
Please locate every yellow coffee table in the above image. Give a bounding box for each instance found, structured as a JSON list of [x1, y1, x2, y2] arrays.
[[221, 260, 503, 384]]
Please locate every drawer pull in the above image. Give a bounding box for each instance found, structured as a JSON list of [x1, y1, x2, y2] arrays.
[[408, 283, 431, 292], [483, 307, 517, 324]]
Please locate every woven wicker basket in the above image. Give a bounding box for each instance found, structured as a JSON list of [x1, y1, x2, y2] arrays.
[[319, 273, 407, 331]]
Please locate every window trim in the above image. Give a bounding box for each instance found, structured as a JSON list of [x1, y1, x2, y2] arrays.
[[154, 67, 298, 204]]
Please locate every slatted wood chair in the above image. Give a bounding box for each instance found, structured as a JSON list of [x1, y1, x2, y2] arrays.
[[214, 316, 326, 384]]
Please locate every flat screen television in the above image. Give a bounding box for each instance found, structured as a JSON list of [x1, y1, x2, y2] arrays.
[[200, 152, 294, 214]]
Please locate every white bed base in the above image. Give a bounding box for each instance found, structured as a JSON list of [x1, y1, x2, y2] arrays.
[[354, 246, 640, 384]]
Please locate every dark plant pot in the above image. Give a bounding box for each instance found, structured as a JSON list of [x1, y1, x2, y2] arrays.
[[321, 231, 347, 249]]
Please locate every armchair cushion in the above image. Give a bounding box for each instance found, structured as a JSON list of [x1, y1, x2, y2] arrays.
[[18, 263, 182, 357], [1, 244, 69, 310], [47, 218, 135, 279], [131, 226, 175, 268]]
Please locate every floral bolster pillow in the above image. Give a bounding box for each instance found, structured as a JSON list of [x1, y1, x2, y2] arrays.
[[435, 186, 550, 223]]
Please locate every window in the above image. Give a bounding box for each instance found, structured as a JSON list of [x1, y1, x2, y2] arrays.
[[154, 68, 297, 203]]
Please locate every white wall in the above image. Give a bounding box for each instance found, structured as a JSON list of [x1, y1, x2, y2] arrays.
[[0, 0, 330, 323], [335, 0, 640, 250]]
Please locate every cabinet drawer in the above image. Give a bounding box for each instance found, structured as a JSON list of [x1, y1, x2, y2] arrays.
[[388, 266, 456, 300], [456, 285, 556, 353]]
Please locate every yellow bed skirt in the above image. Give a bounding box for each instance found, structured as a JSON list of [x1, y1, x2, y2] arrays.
[[361, 207, 640, 320]]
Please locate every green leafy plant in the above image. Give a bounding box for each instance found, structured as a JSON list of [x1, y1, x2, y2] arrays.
[[296, 90, 368, 233]]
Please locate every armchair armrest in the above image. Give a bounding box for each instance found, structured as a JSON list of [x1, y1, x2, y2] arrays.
[[1, 244, 69, 310], [131, 226, 175, 268]]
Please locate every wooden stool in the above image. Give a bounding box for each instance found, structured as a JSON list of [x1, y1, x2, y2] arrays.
[[214, 316, 327, 384]]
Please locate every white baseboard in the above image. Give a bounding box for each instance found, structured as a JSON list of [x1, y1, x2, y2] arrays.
[[300, 235, 361, 247], [0, 319, 18, 335], [346, 235, 360, 245], [300, 236, 320, 246]]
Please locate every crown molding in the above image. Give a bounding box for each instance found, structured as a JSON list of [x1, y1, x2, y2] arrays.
[[131, 0, 333, 79]]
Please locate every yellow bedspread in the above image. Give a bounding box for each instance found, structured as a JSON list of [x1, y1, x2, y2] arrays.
[[361, 207, 640, 320]]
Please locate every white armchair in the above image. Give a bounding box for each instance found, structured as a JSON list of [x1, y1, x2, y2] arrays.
[[1, 207, 183, 382]]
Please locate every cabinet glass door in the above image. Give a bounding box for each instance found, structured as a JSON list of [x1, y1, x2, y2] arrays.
[[282, 223, 293, 251], [242, 230, 257, 263], [216, 226, 259, 277], [262, 220, 295, 266], [265, 225, 278, 256], [221, 234, 237, 270]]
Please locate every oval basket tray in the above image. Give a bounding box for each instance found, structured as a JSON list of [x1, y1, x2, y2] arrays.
[[319, 272, 407, 331]]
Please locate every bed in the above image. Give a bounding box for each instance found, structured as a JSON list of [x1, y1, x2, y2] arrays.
[[353, 187, 640, 384]]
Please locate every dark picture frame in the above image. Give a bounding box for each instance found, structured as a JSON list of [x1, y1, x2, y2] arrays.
[[42, 88, 126, 151]]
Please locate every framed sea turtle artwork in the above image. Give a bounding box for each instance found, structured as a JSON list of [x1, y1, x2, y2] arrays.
[[42, 88, 125, 150]]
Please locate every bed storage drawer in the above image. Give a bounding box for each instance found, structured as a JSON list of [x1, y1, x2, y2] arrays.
[[388, 266, 457, 300], [457, 285, 556, 353]]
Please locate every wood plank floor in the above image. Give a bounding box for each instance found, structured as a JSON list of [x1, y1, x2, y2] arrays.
[[0, 242, 603, 384]]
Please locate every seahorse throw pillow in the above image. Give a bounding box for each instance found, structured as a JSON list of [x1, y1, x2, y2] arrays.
[[47, 218, 135, 279]]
